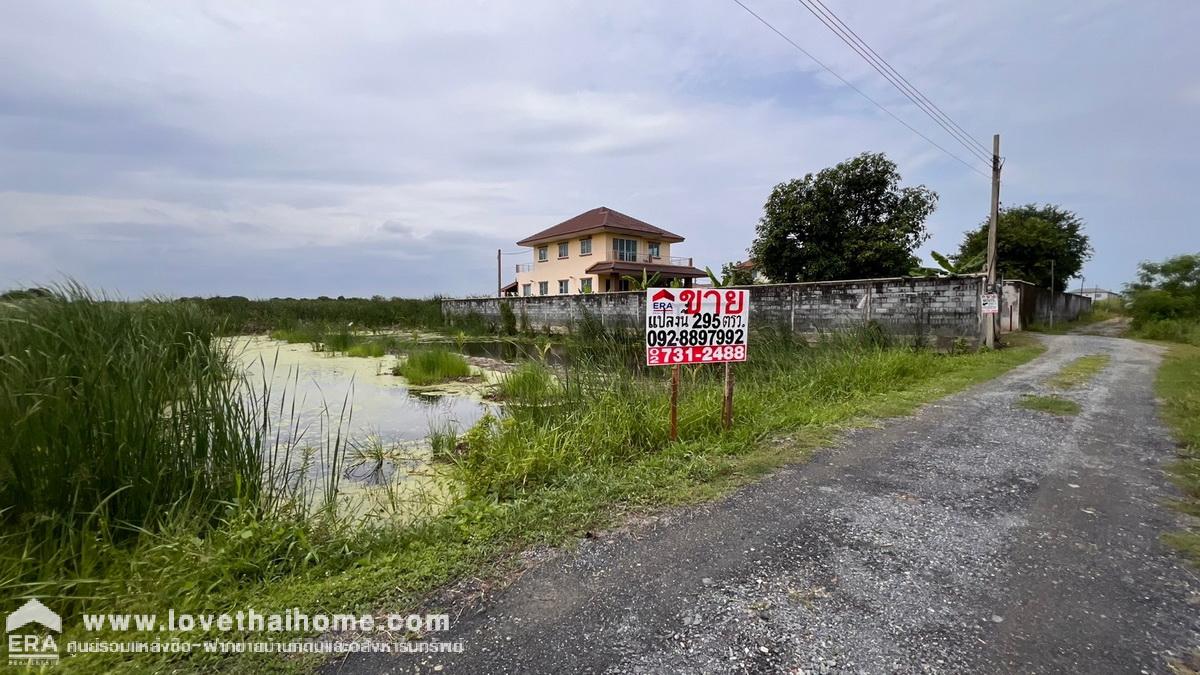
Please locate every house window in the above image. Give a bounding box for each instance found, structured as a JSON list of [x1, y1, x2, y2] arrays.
[[619, 278, 631, 292], [558, 279, 569, 294], [557, 242, 569, 259], [579, 237, 592, 255], [522, 283, 531, 297], [613, 238, 638, 262], [648, 242, 660, 259], [537, 246, 548, 262], [538, 281, 548, 296], [579, 278, 592, 293]]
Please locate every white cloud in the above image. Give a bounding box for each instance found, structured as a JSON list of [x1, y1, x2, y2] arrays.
[[1, 0, 1197, 295]]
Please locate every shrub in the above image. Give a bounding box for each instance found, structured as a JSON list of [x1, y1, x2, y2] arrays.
[[1134, 318, 1200, 346], [499, 302, 517, 336]]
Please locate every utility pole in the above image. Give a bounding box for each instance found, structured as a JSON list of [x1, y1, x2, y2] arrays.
[[496, 249, 502, 298], [984, 133, 1001, 349]]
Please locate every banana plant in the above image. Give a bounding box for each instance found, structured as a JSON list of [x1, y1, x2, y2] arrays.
[[911, 251, 985, 277], [621, 268, 662, 291]]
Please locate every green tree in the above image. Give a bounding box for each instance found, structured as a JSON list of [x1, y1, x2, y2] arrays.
[[750, 152, 937, 283], [1125, 253, 1200, 322], [955, 204, 1092, 291], [719, 261, 756, 286]]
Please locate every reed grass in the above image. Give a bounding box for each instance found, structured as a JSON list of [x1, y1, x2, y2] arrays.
[[394, 348, 472, 385], [0, 285, 346, 609], [494, 361, 558, 405]]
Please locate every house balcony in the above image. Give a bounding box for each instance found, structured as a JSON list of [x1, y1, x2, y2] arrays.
[[586, 249, 706, 281], [515, 262, 534, 273], [607, 249, 693, 267]]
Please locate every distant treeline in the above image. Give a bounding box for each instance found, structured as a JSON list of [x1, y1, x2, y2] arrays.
[[177, 295, 445, 333]]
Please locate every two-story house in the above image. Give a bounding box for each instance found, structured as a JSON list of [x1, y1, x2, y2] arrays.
[[506, 207, 706, 296]]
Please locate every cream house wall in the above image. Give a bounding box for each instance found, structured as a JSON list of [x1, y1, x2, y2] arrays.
[[514, 232, 676, 296]]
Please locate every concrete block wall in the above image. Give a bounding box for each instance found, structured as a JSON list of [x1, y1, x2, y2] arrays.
[[443, 275, 986, 347], [999, 280, 1092, 332]]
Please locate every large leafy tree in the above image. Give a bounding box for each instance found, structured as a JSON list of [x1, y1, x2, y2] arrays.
[[955, 204, 1092, 291], [750, 152, 937, 283]]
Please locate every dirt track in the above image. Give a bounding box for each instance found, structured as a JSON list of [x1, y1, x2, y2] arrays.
[[329, 334, 1199, 674]]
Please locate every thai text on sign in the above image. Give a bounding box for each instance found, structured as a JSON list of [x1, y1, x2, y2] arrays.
[[645, 288, 749, 365]]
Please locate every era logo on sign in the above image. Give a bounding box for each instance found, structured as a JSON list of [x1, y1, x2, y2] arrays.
[[650, 289, 677, 316], [6, 599, 60, 667]]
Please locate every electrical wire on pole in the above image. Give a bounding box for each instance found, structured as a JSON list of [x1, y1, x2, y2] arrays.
[[794, 0, 992, 164], [729, 0, 989, 178]]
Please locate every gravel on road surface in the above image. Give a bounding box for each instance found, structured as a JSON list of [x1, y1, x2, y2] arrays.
[[328, 334, 1199, 674]]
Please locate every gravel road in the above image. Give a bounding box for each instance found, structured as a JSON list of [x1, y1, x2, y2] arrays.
[[329, 334, 1199, 674]]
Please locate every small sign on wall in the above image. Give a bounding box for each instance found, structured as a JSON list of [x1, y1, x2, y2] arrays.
[[982, 292, 1000, 315]]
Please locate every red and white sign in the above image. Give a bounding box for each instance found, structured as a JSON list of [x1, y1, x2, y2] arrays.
[[645, 288, 749, 365]]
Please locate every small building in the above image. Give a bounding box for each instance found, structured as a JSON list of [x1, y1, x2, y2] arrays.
[[731, 259, 771, 284], [1077, 287, 1122, 302], [510, 207, 706, 296]]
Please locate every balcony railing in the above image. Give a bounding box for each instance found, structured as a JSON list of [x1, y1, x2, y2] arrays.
[[610, 249, 693, 267], [516, 251, 694, 272]]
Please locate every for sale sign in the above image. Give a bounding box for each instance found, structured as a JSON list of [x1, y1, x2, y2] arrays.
[[981, 292, 1000, 315], [646, 288, 749, 365]]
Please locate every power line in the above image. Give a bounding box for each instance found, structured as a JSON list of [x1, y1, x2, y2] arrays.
[[796, 0, 992, 163], [805, 0, 990, 158], [730, 0, 989, 178]]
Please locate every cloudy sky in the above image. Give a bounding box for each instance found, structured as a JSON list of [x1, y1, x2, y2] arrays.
[[1, 0, 1196, 298]]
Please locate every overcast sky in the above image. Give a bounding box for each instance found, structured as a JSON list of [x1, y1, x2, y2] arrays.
[[1, 0, 1196, 298]]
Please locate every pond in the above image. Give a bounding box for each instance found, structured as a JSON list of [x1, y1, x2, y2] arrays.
[[228, 336, 497, 510]]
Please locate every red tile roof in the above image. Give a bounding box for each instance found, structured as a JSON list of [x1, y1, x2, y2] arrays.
[[517, 207, 684, 246]]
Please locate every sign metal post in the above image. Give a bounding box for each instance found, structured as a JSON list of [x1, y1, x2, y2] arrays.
[[670, 364, 680, 441]]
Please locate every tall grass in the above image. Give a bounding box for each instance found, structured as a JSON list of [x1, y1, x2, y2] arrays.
[[1133, 318, 1200, 346], [447, 332, 953, 499], [495, 361, 558, 405], [0, 289, 256, 595], [394, 349, 471, 385], [0, 287, 345, 606]]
